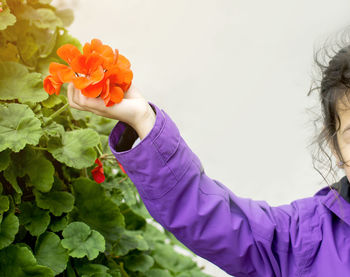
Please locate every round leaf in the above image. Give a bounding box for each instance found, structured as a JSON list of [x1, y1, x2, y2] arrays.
[[0, 213, 19, 249], [0, 244, 54, 276], [0, 62, 48, 103], [33, 188, 75, 217], [0, 103, 43, 152], [0, 195, 10, 214], [49, 215, 68, 232], [61, 222, 105, 260], [145, 268, 172, 277], [19, 202, 50, 236], [0, 5, 16, 31], [12, 147, 54, 192], [123, 253, 154, 272], [71, 177, 125, 251], [48, 129, 100, 169], [0, 149, 11, 172], [35, 232, 69, 274]]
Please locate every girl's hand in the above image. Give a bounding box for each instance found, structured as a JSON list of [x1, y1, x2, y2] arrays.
[[67, 82, 155, 136]]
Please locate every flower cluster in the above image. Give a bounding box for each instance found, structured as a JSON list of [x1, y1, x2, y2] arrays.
[[43, 39, 133, 107]]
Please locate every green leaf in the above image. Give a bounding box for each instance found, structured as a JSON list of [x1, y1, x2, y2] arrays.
[[42, 94, 62, 108], [35, 232, 69, 274], [152, 243, 197, 274], [74, 260, 112, 277], [0, 244, 54, 276], [112, 229, 149, 256], [118, 179, 138, 206], [42, 119, 65, 137], [176, 270, 212, 277], [0, 149, 11, 171], [33, 188, 75, 217], [71, 177, 125, 251], [0, 62, 48, 103], [14, 4, 63, 30], [142, 223, 167, 250], [3, 161, 23, 203], [19, 202, 50, 236], [0, 195, 9, 214], [87, 114, 118, 136], [53, 29, 82, 60], [11, 147, 54, 192], [0, 213, 19, 249], [48, 129, 100, 169], [0, 103, 43, 152], [123, 253, 154, 272], [0, 3, 16, 31], [61, 222, 105, 260], [0, 42, 19, 62], [144, 268, 172, 277], [49, 214, 68, 232], [17, 31, 40, 67], [120, 203, 146, 230]]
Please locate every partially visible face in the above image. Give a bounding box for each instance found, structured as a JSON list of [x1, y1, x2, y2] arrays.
[[333, 95, 350, 179]]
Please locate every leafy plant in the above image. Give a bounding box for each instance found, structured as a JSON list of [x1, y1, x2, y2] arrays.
[[0, 0, 212, 276]]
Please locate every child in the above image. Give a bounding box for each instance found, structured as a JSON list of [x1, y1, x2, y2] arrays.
[[67, 31, 350, 276]]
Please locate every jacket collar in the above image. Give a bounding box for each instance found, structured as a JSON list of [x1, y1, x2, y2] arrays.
[[315, 175, 350, 226]]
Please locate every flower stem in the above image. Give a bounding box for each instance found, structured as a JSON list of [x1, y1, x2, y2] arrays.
[[49, 102, 69, 119], [44, 103, 69, 126], [95, 145, 103, 157]]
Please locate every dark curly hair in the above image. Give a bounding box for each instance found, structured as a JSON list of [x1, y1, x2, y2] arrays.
[[307, 25, 350, 187]]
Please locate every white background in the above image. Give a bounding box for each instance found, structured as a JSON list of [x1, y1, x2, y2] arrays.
[[53, 0, 350, 276]]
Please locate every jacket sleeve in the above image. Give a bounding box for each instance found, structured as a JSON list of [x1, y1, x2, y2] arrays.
[[108, 101, 304, 277]]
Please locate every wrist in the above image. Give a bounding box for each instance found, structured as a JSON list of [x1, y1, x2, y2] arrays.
[[131, 104, 156, 140]]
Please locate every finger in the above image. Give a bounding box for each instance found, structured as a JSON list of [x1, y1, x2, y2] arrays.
[[122, 83, 142, 100], [67, 83, 75, 106], [72, 86, 84, 108]]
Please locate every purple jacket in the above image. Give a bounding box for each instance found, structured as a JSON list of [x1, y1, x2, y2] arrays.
[[108, 102, 350, 277]]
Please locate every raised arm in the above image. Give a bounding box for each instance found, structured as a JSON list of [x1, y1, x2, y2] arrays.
[[108, 101, 310, 277]]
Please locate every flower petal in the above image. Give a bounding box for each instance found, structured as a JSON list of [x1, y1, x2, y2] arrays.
[[86, 53, 104, 72], [70, 55, 88, 75], [109, 86, 124, 103], [83, 42, 92, 56], [81, 82, 103, 98], [43, 75, 62, 95], [90, 65, 104, 84], [72, 76, 93, 89], [100, 79, 110, 100], [91, 38, 103, 52], [91, 166, 105, 183], [116, 159, 126, 174], [57, 44, 81, 64], [95, 158, 103, 167], [116, 54, 131, 69]]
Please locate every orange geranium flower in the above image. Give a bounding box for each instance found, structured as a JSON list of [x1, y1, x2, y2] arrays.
[[43, 38, 133, 107]]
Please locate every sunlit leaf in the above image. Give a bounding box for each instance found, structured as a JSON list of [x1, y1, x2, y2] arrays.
[[47, 129, 100, 169], [0, 2, 16, 31], [0, 103, 43, 152], [0, 62, 48, 103]]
